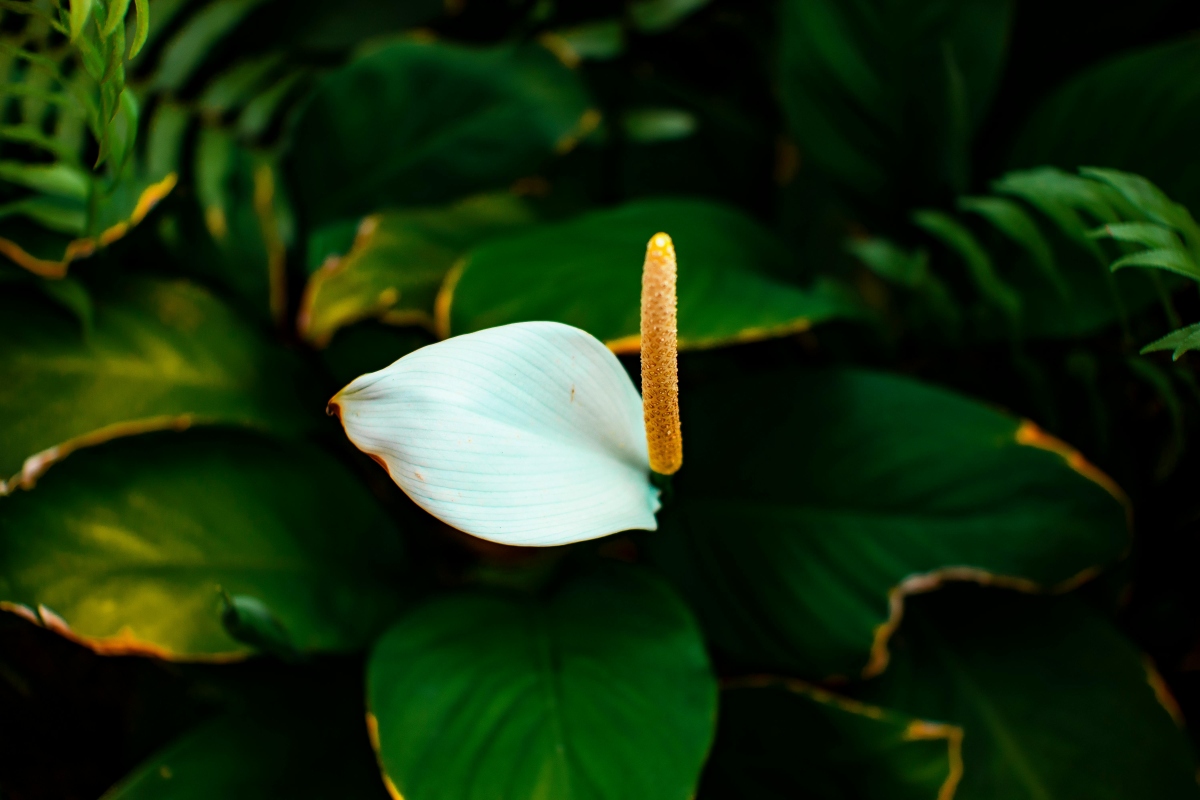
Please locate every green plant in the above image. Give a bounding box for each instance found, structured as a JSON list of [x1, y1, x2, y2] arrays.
[[3, 1, 1200, 798]]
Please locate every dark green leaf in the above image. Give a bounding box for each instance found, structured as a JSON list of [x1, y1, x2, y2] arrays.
[[299, 194, 534, 347], [150, 0, 269, 92], [913, 209, 1021, 323], [629, 0, 711, 33], [700, 680, 961, 800], [1010, 38, 1200, 214], [1142, 322, 1200, 361], [102, 695, 390, 798], [778, 0, 1012, 200], [0, 278, 319, 493], [958, 194, 1068, 299], [287, 39, 593, 227], [1110, 248, 1200, 281], [646, 366, 1129, 678], [447, 198, 867, 349], [219, 591, 299, 661], [858, 588, 1199, 799], [0, 430, 406, 659], [367, 567, 716, 800]]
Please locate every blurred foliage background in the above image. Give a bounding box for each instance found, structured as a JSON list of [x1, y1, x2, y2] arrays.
[[4, 0, 1200, 797]]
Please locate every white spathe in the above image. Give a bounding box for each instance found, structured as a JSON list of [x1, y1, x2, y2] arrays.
[[332, 321, 660, 546]]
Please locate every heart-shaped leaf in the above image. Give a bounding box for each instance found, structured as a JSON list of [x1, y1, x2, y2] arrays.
[[859, 588, 1199, 799], [0, 431, 406, 659], [366, 566, 716, 800], [287, 39, 594, 227], [700, 679, 961, 800], [646, 366, 1129, 679], [0, 278, 320, 493], [298, 194, 534, 347], [444, 198, 866, 350]]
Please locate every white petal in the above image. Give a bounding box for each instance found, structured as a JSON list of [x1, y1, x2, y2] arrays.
[[331, 321, 660, 546]]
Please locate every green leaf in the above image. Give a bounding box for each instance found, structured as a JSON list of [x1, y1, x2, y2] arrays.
[[1010, 38, 1200, 217], [1142, 321, 1200, 361], [102, 694, 390, 798], [621, 108, 697, 142], [1082, 166, 1200, 259], [845, 237, 930, 288], [102, 0, 133, 37], [629, 0, 711, 33], [1110, 248, 1200, 281], [645, 366, 1129, 679], [286, 39, 594, 227], [542, 20, 625, 63], [0, 278, 319, 493], [197, 52, 287, 119], [958, 194, 1069, 299], [367, 567, 717, 800], [175, 127, 285, 317], [858, 588, 1199, 799], [447, 198, 867, 350], [248, 0, 442, 53], [219, 590, 298, 662], [980, 167, 1167, 338], [69, 0, 94, 42], [0, 160, 90, 199], [130, 0, 150, 58], [299, 194, 534, 347], [846, 236, 962, 332], [913, 209, 1022, 323], [1090, 221, 1183, 250], [699, 680, 961, 800], [0, 430, 406, 659], [778, 0, 1013, 200], [150, 0, 269, 93]]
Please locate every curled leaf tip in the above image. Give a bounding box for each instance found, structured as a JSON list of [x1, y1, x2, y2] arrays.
[[641, 232, 682, 475]]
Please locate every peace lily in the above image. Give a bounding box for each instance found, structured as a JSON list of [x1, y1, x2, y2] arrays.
[[328, 234, 683, 547]]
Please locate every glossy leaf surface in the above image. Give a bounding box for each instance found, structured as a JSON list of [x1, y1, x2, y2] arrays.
[[367, 567, 716, 800], [446, 198, 864, 349], [700, 680, 961, 800], [287, 40, 593, 226], [0, 279, 319, 492], [647, 366, 1129, 679], [0, 432, 406, 658], [299, 194, 534, 347], [860, 588, 1199, 799]]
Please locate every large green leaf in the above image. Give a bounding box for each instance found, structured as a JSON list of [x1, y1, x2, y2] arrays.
[[445, 198, 866, 350], [0, 431, 406, 659], [298, 194, 534, 347], [700, 679, 961, 800], [1009, 38, 1200, 215], [103, 698, 389, 799], [646, 366, 1129, 679], [0, 278, 320, 493], [859, 588, 1199, 799], [286, 39, 594, 227], [778, 0, 1013, 201], [366, 567, 716, 800]]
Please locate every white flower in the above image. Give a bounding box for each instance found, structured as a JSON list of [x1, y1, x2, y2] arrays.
[[329, 234, 681, 547]]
